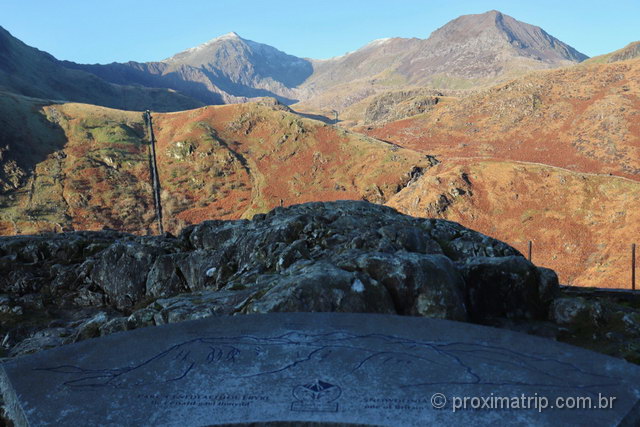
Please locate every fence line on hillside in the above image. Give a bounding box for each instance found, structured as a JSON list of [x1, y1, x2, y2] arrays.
[[144, 110, 164, 235], [633, 243, 637, 291]]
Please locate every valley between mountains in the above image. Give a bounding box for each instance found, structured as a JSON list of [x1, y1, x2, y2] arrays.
[[1, 10, 639, 289]]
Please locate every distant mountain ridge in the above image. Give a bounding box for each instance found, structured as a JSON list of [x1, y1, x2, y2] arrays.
[[305, 10, 587, 91], [296, 10, 588, 112], [0, 26, 203, 112], [63, 31, 313, 105], [0, 10, 588, 112]]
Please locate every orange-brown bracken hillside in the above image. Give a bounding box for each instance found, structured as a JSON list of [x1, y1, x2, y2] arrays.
[[0, 93, 430, 235], [362, 58, 640, 180], [1, 55, 640, 289], [387, 159, 640, 288], [358, 57, 640, 288]]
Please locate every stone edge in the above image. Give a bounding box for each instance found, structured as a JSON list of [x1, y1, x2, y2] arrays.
[[621, 398, 640, 426], [0, 363, 28, 427]]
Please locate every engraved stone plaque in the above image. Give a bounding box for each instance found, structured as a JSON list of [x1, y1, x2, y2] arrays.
[[2, 313, 639, 426]]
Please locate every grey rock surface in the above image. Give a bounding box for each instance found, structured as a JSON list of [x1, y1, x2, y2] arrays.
[[91, 241, 167, 310], [363, 89, 442, 124], [1, 200, 638, 367]]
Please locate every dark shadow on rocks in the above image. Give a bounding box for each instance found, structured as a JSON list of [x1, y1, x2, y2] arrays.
[[0, 92, 67, 196]]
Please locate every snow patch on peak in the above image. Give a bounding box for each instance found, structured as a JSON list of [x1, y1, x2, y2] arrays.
[[367, 37, 392, 46], [217, 31, 241, 40], [202, 31, 243, 46]]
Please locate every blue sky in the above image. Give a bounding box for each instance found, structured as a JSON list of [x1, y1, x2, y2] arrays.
[[1, 0, 638, 64]]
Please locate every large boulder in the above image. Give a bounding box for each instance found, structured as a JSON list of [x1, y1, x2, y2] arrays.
[[243, 262, 396, 314], [0, 231, 127, 296], [145, 253, 189, 298], [90, 242, 165, 310], [550, 297, 604, 330], [456, 256, 548, 321], [347, 252, 467, 320]]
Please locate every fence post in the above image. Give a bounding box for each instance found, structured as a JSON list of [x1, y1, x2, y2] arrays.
[[633, 243, 636, 291], [528, 240, 532, 262]]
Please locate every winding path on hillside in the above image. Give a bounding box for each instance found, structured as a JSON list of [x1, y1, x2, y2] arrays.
[[443, 155, 640, 185]]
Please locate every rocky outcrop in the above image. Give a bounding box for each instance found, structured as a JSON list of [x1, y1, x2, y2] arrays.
[[608, 41, 640, 63], [363, 89, 442, 124], [0, 201, 544, 355], [548, 289, 640, 364], [1, 200, 638, 366]]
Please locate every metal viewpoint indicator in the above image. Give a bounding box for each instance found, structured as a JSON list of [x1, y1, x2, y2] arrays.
[[1, 313, 640, 426]]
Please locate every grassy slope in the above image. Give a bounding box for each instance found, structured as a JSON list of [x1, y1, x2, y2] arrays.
[[2, 56, 639, 289], [0, 95, 431, 234]]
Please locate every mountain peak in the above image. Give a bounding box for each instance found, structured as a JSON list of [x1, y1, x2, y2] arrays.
[[163, 31, 247, 63], [427, 10, 587, 63], [215, 31, 241, 41], [200, 31, 243, 47]]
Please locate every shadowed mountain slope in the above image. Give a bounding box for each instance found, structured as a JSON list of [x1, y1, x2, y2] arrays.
[[0, 26, 203, 112]]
